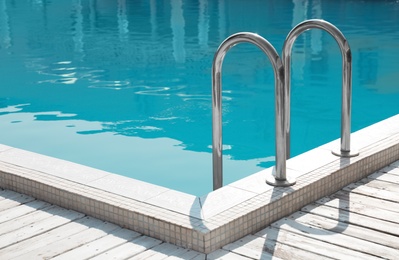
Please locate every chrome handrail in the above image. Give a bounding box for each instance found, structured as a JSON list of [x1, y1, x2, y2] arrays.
[[212, 32, 296, 190], [282, 19, 359, 158]]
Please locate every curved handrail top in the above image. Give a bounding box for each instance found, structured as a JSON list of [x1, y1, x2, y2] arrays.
[[212, 32, 284, 79], [282, 19, 351, 60]]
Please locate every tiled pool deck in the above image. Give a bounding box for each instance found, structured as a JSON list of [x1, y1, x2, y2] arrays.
[[0, 114, 398, 254]]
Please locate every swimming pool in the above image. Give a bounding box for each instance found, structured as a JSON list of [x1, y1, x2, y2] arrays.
[[0, 0, 398, 196]]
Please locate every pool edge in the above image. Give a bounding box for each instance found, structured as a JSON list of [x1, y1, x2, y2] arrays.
[[0, 114, 398, 253]]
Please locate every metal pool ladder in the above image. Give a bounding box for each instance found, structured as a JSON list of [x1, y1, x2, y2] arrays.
[[211, 19, 359, 190], [282, 19, 359, 159], [211, 32, 295, 190]]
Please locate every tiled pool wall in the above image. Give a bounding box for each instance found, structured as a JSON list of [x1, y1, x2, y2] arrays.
[[0, 114, 398, 253]]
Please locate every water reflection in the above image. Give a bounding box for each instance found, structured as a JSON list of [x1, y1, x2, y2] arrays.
[[0, 0, 11, 50], [32, 0, 43, 7], [89, 0, 96, 30], [198, 0, 209, 49], [150, 0, 157, 40], [117, 0, 129, 42], [291, 0, 308, 81], [310, 0, 322, 56], [35, 60, 79, 85], [358, 48, 378, 87], [292, 0, 308, 28], [170, 0, 186, 63], [72, 0, 84, 58], [218, 0, 226, 42]]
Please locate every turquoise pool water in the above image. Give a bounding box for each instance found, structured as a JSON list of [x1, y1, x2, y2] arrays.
[[0, 0, 398, 196]]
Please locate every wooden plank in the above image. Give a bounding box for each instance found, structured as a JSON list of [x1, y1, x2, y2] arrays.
[[0, 205, 66, 235], [272, 217, 399, 259], [223, 234, 321, 260], [0, 208, 85, 249], [0, 200, 51, 224], [0, 216, 100, 258], [391, 161, 399, 167], [166, 249, 205, 259], [0, 193, 35, 212], [90, 236, 162, 260], [222, 235, 277, 260], [379, 165, 399, 175], [0, 190, 26, 201], [289, 211, 399, 250], [12, 220, 121, 260], [331, 190, 399, 213], [159, 247, 202, 260], [302, 203, 399, 236], [356, 178, 399, 193], [52, 227, 141, 260], [367, 171, 399, 184], [255, 226, 380, 260], [129, 243, 184, 260], [0, 190, 14, 200], [344, 176, 399, 203], [191, 254, 207, 260], [207, 249, 253, 260], [344, 183, 399, 204], [315, 196, 399, 224]]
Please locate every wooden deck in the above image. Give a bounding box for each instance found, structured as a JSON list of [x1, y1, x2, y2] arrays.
[[0, 161, 398, 259]]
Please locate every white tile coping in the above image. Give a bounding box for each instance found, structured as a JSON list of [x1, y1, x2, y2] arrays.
[[0, 114, 399, 253]]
